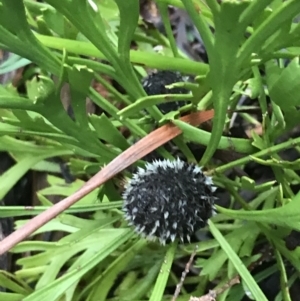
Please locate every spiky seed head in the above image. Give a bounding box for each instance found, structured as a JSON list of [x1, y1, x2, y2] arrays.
[[122, 158, 216, 245], [142, 70, 190, 114]]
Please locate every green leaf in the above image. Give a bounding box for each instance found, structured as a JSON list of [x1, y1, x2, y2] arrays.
[[209, 221, 268, 301], [42, 7, 78, 39], [89, 114, 129, 150], [238, 0, 300, 65], [15, 266, 47, 280], [114, 0, 145, 98], [246, 77, 261, 99], [44, 0, 119, 70], [250, 156, 300, 170], [241, 176, 256, 190], [0, 151, 70, 200], [0, 202, 122, 218], [0, 0, 60, 75], [266, 58, 300, 108], [34, 76, 115, 159], [66, 64, 94, 128], [250, 131, 267, 150], [200, 0, 250, 165], [35, 219, 118, 290], [42, 7, 65, 36], [217, 191, 300, 231], [270, 101, 286, 137], [250, 6, 273, 32], [0, 292, 26, 301], [38, 175, 99, 205], [0, 272, 31, 295], [64, 248, 98, 301], [201, 225, 255, 280], [118, 261, 161, 300], [60, 220, 118, 245], [22, 229, 133, 301], [0, 94, 37, 111], [261, 19, 291, 54], [15, 215, 115, 237], [118, 94, 193, 118], [239, 226, 261, 258], [87, 239, 147, 301], [149, 242, 177, 301], [0, 136, 69, 154]]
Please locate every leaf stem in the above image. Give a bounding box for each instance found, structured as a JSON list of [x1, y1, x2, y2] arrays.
[[214, 137, 300, 174], [35, 34, 209, 76], [149, 241, 178, 301], [274, 247, 292, 301], [157, 3, 180, 58]]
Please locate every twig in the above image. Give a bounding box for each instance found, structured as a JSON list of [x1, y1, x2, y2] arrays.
[[0, 110, 214, 255], [189, 276, 240, 301], [172, 245, 198, 301], [215, 276, 240, 295]]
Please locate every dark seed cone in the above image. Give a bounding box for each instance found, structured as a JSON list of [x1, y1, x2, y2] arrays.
[[122, 158, 216, 245], [142, 70, 190, 114]]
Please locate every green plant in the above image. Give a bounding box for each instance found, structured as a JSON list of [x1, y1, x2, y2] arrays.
[[1, 0, 300, 300]]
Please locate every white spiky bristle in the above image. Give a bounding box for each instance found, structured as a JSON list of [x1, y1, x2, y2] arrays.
[[122, 158, 217, 245]]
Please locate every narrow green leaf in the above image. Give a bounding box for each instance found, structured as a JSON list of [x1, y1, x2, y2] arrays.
[[34, 76, 115, 158], [0, 202, 122, 218], [64, 248, 97, 301], [66, 64, 94, 128], [201, 1, 250, 165], [250, 156, 300, 170], [0, 0, 60, 74], [0, 151, 70, 200], [208, 220, 268, 301], [118, 94, 192, 118], [88, 239, 147, 301], [241, 176, 256, 190], [238, 0, 300, 65], [239, 0, 273, 30], [217, 191, 300, 231], [44, 0, 119, 65], [114, 0, 145, 97], [201, 226, 254, 280], [89, 114, 129, 150], [215, 137, 300, 173], [23, 229, 133, 301], [266, 58, 300, 108], [118, 261, 161, 300], [0, 95, 38, 111], [0, 272, 31, 295], [0, 293, 26, 301], [149, 242, 177, 301], [0, 136, 70, 154]]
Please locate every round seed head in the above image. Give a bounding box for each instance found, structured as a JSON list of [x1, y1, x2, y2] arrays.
[[142, 71, 190, 114], [122, 158, 216, 245]]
